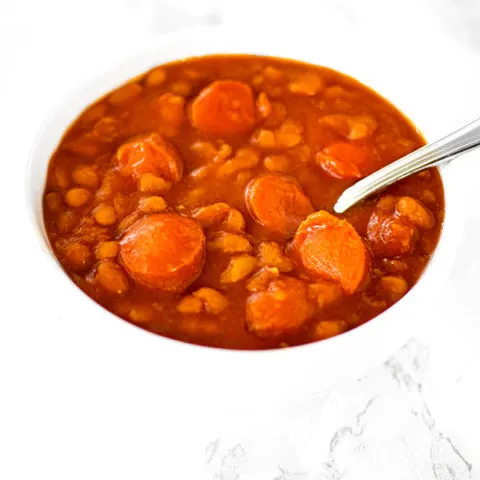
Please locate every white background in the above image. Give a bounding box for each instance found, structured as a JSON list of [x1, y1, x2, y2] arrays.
[[2, 1, 480, 478]]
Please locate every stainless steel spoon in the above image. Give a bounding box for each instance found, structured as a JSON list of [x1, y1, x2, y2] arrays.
[[334, 117, 480, 213]]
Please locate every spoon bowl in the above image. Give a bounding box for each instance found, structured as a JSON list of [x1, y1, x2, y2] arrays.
[[334, 117, 480, 213]]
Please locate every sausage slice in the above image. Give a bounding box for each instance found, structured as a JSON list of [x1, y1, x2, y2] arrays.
[[290, 211, 370, 294], [116, 133, 183, 182], [367, 195, 433, 257], [245, 174, 314, 237], [119, 213, 205, 292], [190, 80, 255, 135]]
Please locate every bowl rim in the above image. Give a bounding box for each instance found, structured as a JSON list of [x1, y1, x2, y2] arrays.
[[24, 24, 466, 363]]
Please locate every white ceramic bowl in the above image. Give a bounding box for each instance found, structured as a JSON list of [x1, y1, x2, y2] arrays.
[[26, 25, 466, 402]]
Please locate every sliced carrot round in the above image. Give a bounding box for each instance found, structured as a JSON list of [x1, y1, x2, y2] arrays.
[[119, 213, 205, 292], [316, 142, 375, 179], [116, 133, 183, 182], [291, 211, 370, 294], [245, 174, 314, 237], [190, 80, 255, 135], [246, 276, 314, 338]]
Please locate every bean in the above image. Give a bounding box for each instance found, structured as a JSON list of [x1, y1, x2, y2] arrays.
[[246, 266, 280, 292], [192, 287, 228, 314], [275, 119, 303, 148], [65, 188, 91, 207], [257, 242, 293, 272], [192, 203, 230, 228], [308, 281, 343, 309], [57, 211, 78, 233], [288, 73, 324, 96], [221, 209, 245, 233], [93, 203, 117, 226], [129, 306, 154, 323], [138, 196, 167, 213], [263, 66, 283, 82], [264, 155, 289, 172], [256, 92, 272, 118], [72, 164, 99, 188], [95, 261, 129, 295], [176, 296, 203, 314], [314, 320, 347, 340], [138, 173, 172, 194], [396, 196, 434, 229], [251, 129, 276, 148], [45, 192, 63, 213], [95, 241, 119, 260], [207, 232, 252, 254], [80, 103, 107, 125], [61, 242, 92, 271], [109, 83, 142, 105], [220, 254, 257, 284], [145, 67, 167, 87], [55, 166, 70, 189], [379, 275, 409, 301], [170, 80, 192, 96]]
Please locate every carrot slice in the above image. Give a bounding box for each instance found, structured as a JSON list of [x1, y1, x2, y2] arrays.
[[291, 211, 370, 293], [119, 214, 205, 292], [190, 80, 255, 135], [315, 142, 375, 179], [116, 133, 183, 182], [245, 174, 314, 238]]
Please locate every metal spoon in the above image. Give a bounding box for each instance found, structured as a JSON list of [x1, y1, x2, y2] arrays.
[[334, 117, 480, 213]]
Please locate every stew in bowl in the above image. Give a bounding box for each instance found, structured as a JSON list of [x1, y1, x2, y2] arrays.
[[41, 55, 444, 350]]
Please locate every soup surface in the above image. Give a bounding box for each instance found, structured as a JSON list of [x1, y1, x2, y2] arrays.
[[43, 55, 444, 349]]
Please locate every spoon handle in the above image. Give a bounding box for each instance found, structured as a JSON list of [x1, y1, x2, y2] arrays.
[[334, 117, 480, 213]]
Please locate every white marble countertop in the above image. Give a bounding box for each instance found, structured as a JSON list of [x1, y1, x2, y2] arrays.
[[2, 1, 480, 478]]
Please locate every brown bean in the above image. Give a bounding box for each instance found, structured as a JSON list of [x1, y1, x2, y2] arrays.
[[95, 261, 129, 294], [192, 203, 230, 228], [207, 232, 252, 254], [170, 80, 192, 96], [220, 255, 257, 283], [177, 296, 203, 314], [138, 173, 172, 194], [65, 188, 91, 207], [92, 203, 117, 226], [60, 241, 92, 271], [264, 155, 289, 172], [109, 83, 142, 105], [45, 192, 63, 213], [145, 67, 167, 87], [314, 320, 347, 340], [379, 275, 409, 301], [246, 266, 280, 292], [308, 281, 343, 309], [288, 73, 324, 95], [95, 241, 119, 260], [129, 306, 155, 323], [257, 92, 272, 118], [192, 287, 228, 314], [257, 242, 293, 272], [220, 209, 245, 233], [55, 166, 70, 189], [396, 196, 435, 229], [72, 164, 99, 188], [138, 196, 167, 213]]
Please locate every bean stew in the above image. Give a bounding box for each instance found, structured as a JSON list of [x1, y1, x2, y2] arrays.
[[43, 55, 444, 349]]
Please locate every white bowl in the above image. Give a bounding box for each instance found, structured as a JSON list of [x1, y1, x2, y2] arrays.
[[26, 25, 466, 402]]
